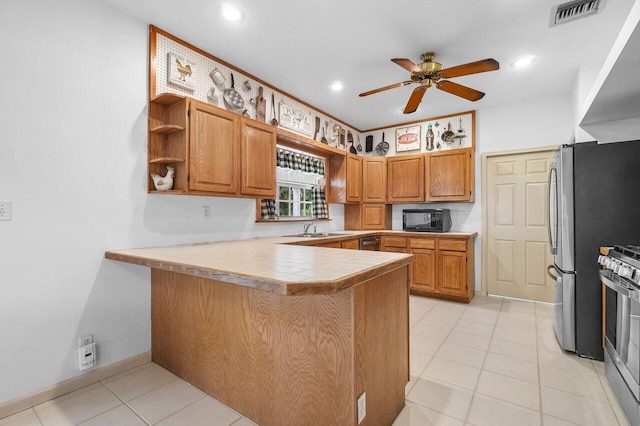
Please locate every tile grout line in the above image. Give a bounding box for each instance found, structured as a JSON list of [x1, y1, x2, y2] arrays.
[[406, 299, 483, 421], [462, 296, 503, 425], [535, 301, 544, 425]]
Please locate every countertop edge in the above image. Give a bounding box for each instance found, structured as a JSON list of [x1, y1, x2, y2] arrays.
[[105, 249, 414, 296]]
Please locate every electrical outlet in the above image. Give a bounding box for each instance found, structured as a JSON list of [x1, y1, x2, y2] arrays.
[[357, 391, 366, 424], [78, 342, 96, 370], [202, 206, 211, 219], [78, 334, 93, 347], [0, 201, 11, 221]]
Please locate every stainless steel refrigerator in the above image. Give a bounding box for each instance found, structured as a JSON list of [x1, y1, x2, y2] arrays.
[[548, 140, 640, 360]]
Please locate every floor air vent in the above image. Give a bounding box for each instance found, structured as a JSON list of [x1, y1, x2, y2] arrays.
[[551, 0, 602, 26]]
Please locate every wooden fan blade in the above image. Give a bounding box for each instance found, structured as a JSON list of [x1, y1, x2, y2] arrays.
[[403, 86, 427, 114], [359, 81, 413, 97], [436, 80, 485, 101], [439, 58, 499, 79], [391, 58, 422, 73]]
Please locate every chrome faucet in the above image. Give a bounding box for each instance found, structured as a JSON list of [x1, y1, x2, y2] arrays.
[[303, 222, 314, 234]]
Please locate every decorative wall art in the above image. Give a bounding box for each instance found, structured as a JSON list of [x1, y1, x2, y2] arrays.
[[167, 52, 196, 92], [279, 102, 313, 137], [395, 125, 421, 152]]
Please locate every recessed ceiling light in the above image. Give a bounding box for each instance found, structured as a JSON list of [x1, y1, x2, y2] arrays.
[[221, 3, 242, 21], [513, 55, 536, 68], [330, 81, 343, 91]]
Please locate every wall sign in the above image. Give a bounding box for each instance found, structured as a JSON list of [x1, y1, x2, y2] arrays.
[[395, 125, 421, 152], [167, 52, 196, 92], [279, 102, 313, 137]]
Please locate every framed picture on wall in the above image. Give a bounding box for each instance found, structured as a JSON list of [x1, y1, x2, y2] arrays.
[[396, 125, 421, 152], [167, 52, 196, 92]]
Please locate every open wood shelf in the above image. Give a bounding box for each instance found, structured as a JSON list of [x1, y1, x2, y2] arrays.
[[276, 128, 346, 158], [149, 157, 185, 164], [150, 93, 185, 105], [148, 189, 186, 195], [150, 124, 184, 134]]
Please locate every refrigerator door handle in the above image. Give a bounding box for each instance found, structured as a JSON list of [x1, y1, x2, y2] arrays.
[[547, 264, 558, 280], [547, 166, 558, 255]]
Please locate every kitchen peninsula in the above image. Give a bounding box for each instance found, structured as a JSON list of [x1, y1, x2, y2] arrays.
[[105, 235, 413, 426]]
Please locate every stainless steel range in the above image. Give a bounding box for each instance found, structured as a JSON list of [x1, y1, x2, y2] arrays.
[[599, 245, 640, 426]]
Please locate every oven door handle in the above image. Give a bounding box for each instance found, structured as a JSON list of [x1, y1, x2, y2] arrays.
[[617, 293, 631, 364], [599, 270, 634, 299]]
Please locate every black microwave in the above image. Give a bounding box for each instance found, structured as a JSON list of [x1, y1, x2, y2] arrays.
[[403, 209, 452, 232]]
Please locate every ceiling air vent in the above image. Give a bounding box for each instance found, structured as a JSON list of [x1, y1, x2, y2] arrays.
[[551, 0, 602, 27]]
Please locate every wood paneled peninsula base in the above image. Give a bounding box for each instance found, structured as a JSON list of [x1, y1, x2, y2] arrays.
[[106, 238, 412, 426]]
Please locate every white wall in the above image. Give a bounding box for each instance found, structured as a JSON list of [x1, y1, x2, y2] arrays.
[[0, 0, 343, 404], [391, 93, 575, 290], [572, 64, 603, 142]]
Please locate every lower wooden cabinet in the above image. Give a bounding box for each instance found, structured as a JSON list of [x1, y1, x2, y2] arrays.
[[381, 236, 407, 252], [316, 241, 342, 248], [381, 234, 475, 303], [341, 238, 360, 250], [311, 232, 476, 303], [409, 238, 436, 293], [407, 236, 474, 303]]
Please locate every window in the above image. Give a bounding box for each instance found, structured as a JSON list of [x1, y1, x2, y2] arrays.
[[258, 147, 328, 221], [277, 183, 313, 219]]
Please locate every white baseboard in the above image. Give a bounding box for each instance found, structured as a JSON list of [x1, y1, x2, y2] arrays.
[[0, 351, 152, 420]]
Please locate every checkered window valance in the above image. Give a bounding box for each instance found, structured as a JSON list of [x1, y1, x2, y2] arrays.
[[277, 149, 325, 176], [260, 149, 328, 220]]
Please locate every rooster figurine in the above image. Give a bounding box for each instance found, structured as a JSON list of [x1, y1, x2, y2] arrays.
[[175, 58, 192, 82], [151, 166, 174, 191]]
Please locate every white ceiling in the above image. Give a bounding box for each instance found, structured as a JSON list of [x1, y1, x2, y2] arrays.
[[99, 0, 635, 130]]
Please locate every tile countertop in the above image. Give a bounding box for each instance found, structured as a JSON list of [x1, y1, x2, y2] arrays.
[[104, 231, 476, 296]]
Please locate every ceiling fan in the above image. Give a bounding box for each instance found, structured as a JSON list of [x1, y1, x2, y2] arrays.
[[359, 52, 499, 114]]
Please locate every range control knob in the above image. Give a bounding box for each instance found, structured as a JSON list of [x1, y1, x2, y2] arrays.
[[622, 266, 635, 279]]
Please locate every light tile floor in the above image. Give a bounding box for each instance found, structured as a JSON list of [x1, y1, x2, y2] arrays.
[[0, 295, 632, 425]]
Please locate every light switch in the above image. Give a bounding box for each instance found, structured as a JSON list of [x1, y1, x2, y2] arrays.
[[0, 201, 11, 221]]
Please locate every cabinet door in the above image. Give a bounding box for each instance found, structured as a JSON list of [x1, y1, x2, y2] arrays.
[[384, 247, 407, 253], [437, 250, 467, 296], [362, 204, 390, 230], [363, 157, 386, 202], [346, 154, 362, 203], [317, 241, 341, 248], [240, 118, 276, 197], [341, 239, 359, 250], [411, 248, 436, 292], [387, 154, 425, 202], [381, 236, 407, 252], [189, 101, 238, 194], [426, 149, 473, 202]]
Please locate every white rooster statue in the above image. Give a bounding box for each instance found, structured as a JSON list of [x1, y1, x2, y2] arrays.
[[151, 166, 175, 191]]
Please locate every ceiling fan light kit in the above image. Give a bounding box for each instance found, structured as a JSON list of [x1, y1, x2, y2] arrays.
[[360, 52, 500, 114]]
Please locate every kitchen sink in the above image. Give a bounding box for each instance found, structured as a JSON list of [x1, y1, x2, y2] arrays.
[[282, 232, 353, 238]]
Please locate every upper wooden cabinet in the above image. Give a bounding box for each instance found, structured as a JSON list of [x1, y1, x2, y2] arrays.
[[345, 203, 391, 230], [387, 153, 425, 203], [149, 95, 275, 198], [425, 148, 474, 202], [346, 155, 363, 203], [362, 157, 387, 203], [189, 101, 239, 194], [328, 153, 362, 204], [240, 119, 277, 197]]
